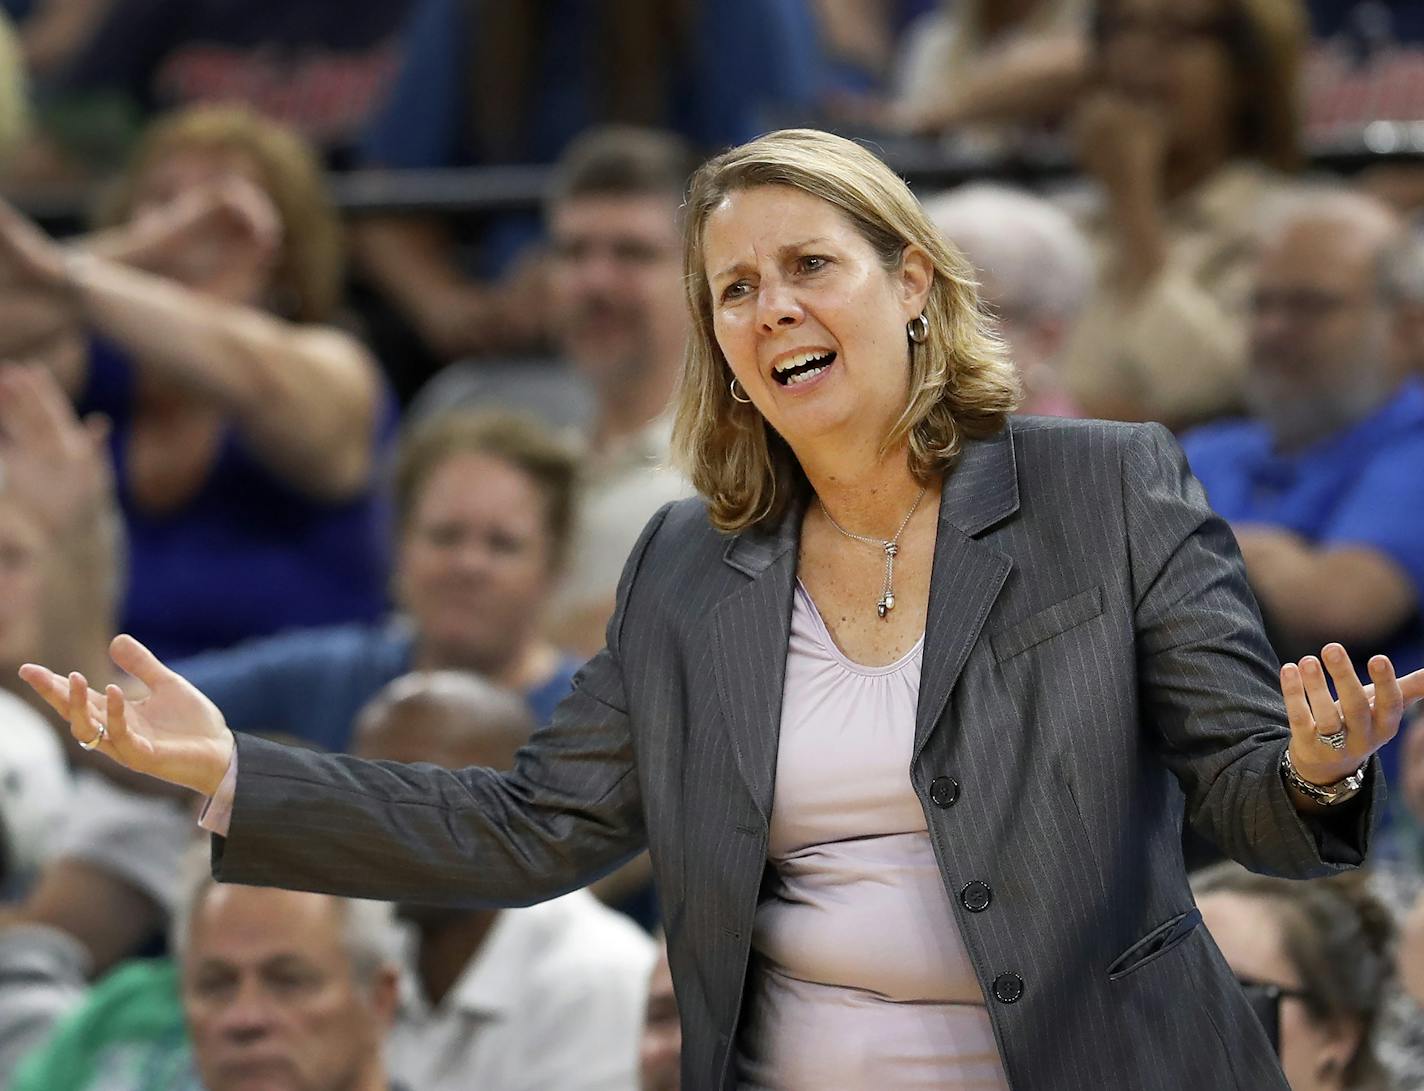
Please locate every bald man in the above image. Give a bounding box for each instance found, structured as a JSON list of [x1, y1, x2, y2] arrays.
[[353, 671, 656, 1091], [1182, 188, 1424, 790]]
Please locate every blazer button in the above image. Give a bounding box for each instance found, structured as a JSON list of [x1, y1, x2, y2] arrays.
[[993, 972, 1024, 1004], [929, 776, 960, 807], [960, 880, 992, 912]]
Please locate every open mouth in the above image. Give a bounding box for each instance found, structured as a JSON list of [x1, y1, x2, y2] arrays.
[[772, 350, 837, 387]]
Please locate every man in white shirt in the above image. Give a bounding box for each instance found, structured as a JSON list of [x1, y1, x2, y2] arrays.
[[352, 670, 656, 1091], [409, 127, 697, 656]]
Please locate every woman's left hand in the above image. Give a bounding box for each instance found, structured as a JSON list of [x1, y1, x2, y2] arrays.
[[1281, 643, 1424, 787]]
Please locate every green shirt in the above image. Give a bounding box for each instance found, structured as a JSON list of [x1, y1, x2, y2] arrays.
[[10, 958, 198, 1091]]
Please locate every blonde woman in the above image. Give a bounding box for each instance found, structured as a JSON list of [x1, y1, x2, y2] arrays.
[[20, 129, 1423, 1089], [0, 105, 389, 658]]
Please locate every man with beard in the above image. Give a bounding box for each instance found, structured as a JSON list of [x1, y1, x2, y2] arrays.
[[412, 126, 696, 656], [351, 670, 655, 1091], [1182, 188, 1424, 790]]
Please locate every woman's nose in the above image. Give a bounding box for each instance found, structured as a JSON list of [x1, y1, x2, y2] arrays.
[[756, 277, 803, 333]]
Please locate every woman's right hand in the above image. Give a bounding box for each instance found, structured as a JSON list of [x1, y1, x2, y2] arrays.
[[19, 634, 235, 797]]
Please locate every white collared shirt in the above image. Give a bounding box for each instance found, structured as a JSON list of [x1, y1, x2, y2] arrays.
[[546, 414, 692, 628], [388, 891, 656, 1091]]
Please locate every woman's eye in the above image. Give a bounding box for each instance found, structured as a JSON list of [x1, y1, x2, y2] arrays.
[[800, 255, 827, 272], [721, 280, 750, 302]]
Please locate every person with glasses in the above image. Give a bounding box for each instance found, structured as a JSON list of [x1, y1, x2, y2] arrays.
[[1182, 189, 1424, 796], [1061, 0, 1307, 430], [1194, 863, 1395, 1091]]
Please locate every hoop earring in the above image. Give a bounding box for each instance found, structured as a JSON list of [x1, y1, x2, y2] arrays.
[[907, 313, 929, 344], [729, 377, 752, 404]]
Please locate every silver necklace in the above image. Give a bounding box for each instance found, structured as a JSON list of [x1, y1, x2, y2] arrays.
[[818, 484, 928, 619]]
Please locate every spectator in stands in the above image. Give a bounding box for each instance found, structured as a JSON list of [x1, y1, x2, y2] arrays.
[[1386, 865, 1424, 1090], [44, 0, 414, 169], [924, 182, 1092, 416], [0, 364, 188, 975], [0, 367, 200, 1084], [0, 105, 393, 661], [1060, 0, 1307, 429], [181, 878, 401, 1091], [887, 0, 1089, 146], [639, 937, 680, 1091], [352, 669, 656, 1090], [0, 690, 69, 896], [4, 849, 404, 1091], [353, 0, 818, 366], [0, 761, 192, 1084], [0, 363, 116, 698], [1181, 189, 1424, 788], [173, 412, 583, 752], [414, 127, 694, 657], [1195, 864, 1395, 1091]]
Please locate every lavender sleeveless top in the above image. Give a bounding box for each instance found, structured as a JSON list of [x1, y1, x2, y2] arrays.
[[735, 582, 1012, 1089]]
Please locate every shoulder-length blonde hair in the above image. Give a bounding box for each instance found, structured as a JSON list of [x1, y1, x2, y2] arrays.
[[673, 128, 1019, 534], [98, 104, 344, 323]]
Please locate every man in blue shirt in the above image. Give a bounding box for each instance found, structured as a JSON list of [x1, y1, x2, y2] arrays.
[[1183, 189, 1424, 787]]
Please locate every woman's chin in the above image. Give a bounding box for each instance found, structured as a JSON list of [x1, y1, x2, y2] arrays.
[[772, 394, 888, 454]]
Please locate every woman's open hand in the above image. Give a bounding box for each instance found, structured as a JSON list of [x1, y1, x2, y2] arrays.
[[1281, 643, 1424, 788], [19, 634, 234, 797]]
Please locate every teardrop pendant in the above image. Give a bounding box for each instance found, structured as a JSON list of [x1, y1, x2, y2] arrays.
[[876, 599, 888, 618]]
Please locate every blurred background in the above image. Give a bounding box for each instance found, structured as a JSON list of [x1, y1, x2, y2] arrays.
[[0, 2, 1423, 1089]]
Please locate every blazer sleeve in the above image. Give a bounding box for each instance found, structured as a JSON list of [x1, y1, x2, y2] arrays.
[[210, 504, 676, 907], [1123, 423, 1383, 876]]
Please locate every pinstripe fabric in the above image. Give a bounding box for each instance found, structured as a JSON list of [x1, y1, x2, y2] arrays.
[[213, 416, 1382, 1090]]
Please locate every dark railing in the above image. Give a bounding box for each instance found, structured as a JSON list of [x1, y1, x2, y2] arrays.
[[332, 122, 1424, 214], [18, 121, 1424, 229]]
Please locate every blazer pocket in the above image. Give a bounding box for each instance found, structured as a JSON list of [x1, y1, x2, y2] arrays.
[[1106, 908, 1203, 981], [991, 586, 1104, 662]]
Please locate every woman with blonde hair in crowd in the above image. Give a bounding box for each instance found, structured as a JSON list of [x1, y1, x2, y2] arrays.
[[0, 104, 391, 659], [19, 128, 1424, 1089], [1062, 0, 1307, 429]]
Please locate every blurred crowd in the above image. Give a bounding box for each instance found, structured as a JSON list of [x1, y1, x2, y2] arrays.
[[0, 0, 1421, 1088]]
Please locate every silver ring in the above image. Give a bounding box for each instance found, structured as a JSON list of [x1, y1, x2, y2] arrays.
[[79, 723, 107, 752], [1317, 729, 1348, 751]]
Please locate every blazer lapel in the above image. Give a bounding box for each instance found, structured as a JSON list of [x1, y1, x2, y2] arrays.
[[712, 500, 802, 823], [913, 426, 1020, 760]]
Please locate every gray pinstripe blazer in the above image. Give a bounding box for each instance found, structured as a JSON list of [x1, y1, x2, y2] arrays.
[[213, 416, 1382, 1090]]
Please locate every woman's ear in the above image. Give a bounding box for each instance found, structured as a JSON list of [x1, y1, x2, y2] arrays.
[[1315, 1018, 1363, 1090], [899, 244, 934, 318]]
